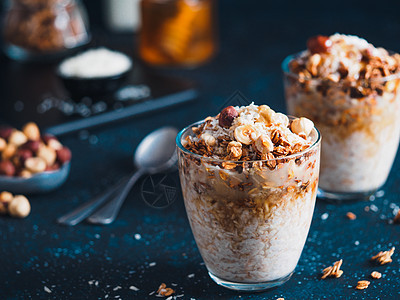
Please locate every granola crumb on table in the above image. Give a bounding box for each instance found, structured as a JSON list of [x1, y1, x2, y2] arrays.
[[157, 283, 175, 297], [370, 271, 382, 279], [355, 280, 370, 290], [321, 259, 344, 279], [346, 212, 357, 220], [371, 247, 395, 265]]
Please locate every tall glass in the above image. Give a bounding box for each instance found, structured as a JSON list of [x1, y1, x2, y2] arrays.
[[176, 120, 321, 291], [282, 53, 400, 200]]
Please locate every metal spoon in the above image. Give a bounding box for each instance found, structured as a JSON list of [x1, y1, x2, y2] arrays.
[[57, 127, 178, 226]]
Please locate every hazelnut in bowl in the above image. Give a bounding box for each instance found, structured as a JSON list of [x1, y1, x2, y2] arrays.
[[57, 47, 132, 97], [0, 123, 71, 194]]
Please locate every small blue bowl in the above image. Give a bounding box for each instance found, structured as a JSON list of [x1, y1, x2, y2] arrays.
[[0, 162, 70, 194]]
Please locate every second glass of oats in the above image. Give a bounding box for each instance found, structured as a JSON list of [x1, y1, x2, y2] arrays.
[[176, 104, 321, 291], [283, 33, 400, 200]]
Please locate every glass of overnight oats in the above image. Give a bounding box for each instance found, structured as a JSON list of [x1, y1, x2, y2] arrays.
[[176, 103, 321, 291], [283, 34, 400, 200]]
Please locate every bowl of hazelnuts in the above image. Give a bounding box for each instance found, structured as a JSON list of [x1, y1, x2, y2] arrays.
[[0, 122, 71, 194]]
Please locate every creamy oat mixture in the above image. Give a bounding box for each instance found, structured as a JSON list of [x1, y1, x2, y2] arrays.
[[178, 104, 320, 284], [285, 34, 400, 194]]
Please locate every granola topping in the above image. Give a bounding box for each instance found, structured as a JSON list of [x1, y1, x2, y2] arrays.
[[371, 247, 395, 265], [289, 33, 400, 98], [183, 103, 313, 163], [321, 259, 344, 279]]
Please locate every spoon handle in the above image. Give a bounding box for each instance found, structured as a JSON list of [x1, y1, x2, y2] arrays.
[[57, 176, 130, 226], [86, 169, 145, 225]]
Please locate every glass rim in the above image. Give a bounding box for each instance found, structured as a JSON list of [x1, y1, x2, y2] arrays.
[[281, 51, 400, 83], [176, 118, 321, 164]]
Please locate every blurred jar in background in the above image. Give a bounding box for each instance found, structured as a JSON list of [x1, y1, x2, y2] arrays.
[[139, 0, 217, 67], [2, 0, 90, 62]]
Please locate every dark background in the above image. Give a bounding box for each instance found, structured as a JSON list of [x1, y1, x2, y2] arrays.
[[1, 0, 400, 299]]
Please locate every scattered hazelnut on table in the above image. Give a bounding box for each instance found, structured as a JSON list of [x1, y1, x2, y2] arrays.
[[0, 191, 13, 214], [218, 106, 238, 128], [8, 195, 31, 218], [0, 192, 30, 218], [2, 144, 17, 160]]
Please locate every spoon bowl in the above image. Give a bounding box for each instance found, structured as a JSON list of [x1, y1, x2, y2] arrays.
[[134, 127, 178, 173]]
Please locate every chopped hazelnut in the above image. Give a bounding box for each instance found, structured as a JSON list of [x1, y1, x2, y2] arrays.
[[258, 105, 275, 125], [22, 122, 41, 141], [8, 195, 31, 218], [19, 169, 33, 178], [234, 125, 258, 145], [227, 141, 242, 159], [201, 133, 216, 147], [273, 113, 289, 128], [255, 135, 274, 154]]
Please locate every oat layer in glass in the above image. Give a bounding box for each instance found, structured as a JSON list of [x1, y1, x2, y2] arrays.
[[283, 34, 400, 199], [176, 104, 321, 291]]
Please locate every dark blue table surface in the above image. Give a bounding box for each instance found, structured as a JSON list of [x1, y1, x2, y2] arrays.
[[2, 0, 400, 299]]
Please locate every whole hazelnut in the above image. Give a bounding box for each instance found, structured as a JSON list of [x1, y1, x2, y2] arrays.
[[8, 195, 31, 218], [0, 126, 13, 140], [0, 191, 13, 214], [45, 162, 60, 172], [37, 145, 57, 166], [0, 160, 16, 176], [0, 137, 6, 151], [291, 117, 314, 138], [25, 157, 46, 173], [307, 35, 332, 54], [21, 140, 41, 153], [19, 169, 32, 178], [56, 147, 72, 164], [14, 148, 33, 166], [43, 135, 63, 150], [22, 122, 41, 141], [1, 144, 17, 160], [218, 106, 239, 128], [8, 130, 28, 147]]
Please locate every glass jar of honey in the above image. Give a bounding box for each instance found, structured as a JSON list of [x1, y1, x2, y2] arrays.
[[139, 0, 217, 67], [2, 0, 90, 62]]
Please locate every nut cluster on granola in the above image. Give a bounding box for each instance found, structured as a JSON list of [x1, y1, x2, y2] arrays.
[[0, 122, 71, 178], [183, 104, 314, 165], [288, 33, 400, 98]]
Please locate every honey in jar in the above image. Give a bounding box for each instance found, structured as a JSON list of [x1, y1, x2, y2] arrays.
[[139, 0, 217, 67]]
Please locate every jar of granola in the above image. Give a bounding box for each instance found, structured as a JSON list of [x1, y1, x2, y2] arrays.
[[2, 0, 90, 62], [283, 34, 400, 200], [176, 104, 321, 290]]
